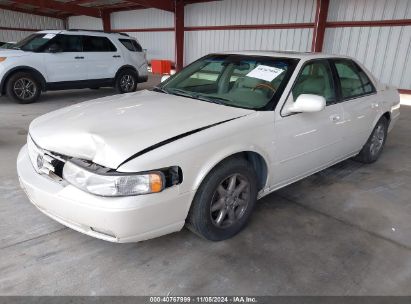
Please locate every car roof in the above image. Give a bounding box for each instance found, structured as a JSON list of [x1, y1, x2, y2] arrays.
[[37, 30, 132, 38], [217, 50, 352, 60]]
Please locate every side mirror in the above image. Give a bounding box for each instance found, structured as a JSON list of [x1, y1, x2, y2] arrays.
[[287, 94, 326, 113], [161, 75, 170, 83], [48, 44, 62, 53]]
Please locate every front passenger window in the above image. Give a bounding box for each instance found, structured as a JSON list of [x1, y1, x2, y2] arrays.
[[292, 61, 335, 104], [45, 34, 82, 52]]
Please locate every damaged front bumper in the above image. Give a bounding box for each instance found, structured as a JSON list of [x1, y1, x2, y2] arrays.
[[17, 145, 193, 243]]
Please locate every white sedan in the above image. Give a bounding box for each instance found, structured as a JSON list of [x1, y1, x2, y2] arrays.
[[17, 51, 400, 243]]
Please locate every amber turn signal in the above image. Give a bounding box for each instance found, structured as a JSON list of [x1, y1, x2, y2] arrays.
[[150, 173, 164, 193]]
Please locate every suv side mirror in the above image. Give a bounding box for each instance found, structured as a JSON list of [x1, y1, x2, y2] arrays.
[[161, 75, 170, 83], [287, 94, 326, 113], [48, 44, 62, 53]]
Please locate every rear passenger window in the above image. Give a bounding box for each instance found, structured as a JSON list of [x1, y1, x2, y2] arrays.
[[132, 40, 143, 52], [119, 39, 143, 52], [334, 60, 375, 99], [83, 36, 117, 52]]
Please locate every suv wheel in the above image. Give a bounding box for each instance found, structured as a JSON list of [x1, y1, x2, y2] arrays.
[[115, 69, 138, 93], [186, 157, 258, 241], [354, 116, 388, 163], [6, 72, 41, 104]]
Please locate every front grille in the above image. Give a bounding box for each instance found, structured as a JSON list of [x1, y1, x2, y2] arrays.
[[27, 135, 65, 179]]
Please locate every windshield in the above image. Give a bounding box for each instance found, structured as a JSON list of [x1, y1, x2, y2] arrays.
[[13, 33, 56, 52], [160, 54, 298, 110]]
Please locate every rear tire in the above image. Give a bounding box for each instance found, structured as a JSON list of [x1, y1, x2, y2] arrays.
[[186, 157, 258, 241], [6, 72, 41, 104], [115, 69, 138, 94], [354, 116, 388, 163]]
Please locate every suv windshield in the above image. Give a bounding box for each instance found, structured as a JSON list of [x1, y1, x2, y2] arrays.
[[160, 54, 298, 110], [13, 33, 57, 52]]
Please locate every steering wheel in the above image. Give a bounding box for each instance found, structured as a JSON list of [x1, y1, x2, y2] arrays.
[[252, 83, 278, 93]]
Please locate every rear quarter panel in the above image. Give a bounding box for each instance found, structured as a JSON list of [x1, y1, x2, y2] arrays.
[[378, 86, 401, 131], [354, 59, 400, 130]]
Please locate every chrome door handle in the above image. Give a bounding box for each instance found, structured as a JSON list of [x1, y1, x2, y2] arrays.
[[330, 114, 341, 122], [74, 56, 84, 59], [371, 103, 379, 108], [113, 55, 121, 58]]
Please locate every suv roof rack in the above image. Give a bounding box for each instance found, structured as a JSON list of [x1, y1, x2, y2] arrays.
[[67, 29, 129, 37]]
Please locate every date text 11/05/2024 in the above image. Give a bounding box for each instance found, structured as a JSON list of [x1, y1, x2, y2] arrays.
[[149, 296, 258, 303]]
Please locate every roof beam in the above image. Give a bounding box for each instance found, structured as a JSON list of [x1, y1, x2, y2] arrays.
[[68, 0, 99, 4], [103, 4, 145, 14], [102, 11, 111, 32], [0, 3, 66, 19], [175, 0, 184, 71], [184, 0, 220, 4], [124, 0, 174, 12], [11, 0, 101, 17], [311, 0, 329, 52], [96, 3, 141, 9]]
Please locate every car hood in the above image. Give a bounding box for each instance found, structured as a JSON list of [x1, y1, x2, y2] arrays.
[[29, 90, 254, 169], [0, 49, 26, 57]]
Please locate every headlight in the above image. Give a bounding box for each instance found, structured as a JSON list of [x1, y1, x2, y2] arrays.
[[0, 57, 7, 63], [62, 161, 165, 197]]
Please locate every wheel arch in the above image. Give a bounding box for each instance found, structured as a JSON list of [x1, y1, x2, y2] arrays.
[[371, 111, 391, 132], [192, 149, 269, 194], [382, 111, 391, 123], [1, 66, 46, 94], [115, 65, 139, 79]]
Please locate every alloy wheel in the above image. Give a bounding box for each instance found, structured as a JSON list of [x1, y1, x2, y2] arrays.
[[210, 173, 250, 228], [13, 78, 36, 100], [120, 74, 135, 92], [370, 123, 385, 157]]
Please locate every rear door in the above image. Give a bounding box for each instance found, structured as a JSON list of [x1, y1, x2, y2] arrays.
[[273, 59, 346, 186], [331, 59, 379, 155], [82, 35, 123, 80], [43, 34, 88, 82]]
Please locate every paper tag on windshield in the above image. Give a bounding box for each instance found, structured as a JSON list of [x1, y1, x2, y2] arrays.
[[246, 65, 284, 82], [43, 34, 56, 39]]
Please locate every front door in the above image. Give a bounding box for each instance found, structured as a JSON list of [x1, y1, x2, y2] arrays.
[[272, 60, 345, 187], [44, 34, 88, 82]]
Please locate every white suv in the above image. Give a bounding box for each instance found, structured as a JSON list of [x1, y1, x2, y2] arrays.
[[0, 30, 148, 103]]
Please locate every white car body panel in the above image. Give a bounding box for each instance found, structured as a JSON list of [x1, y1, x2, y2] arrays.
[[273, 101, 346, 186], [0, 49, 47, 79], [17, 51, 401, 242], [45, 52, 89, 82], [29, 90, 253, 169], [84, 39, 124, 79]]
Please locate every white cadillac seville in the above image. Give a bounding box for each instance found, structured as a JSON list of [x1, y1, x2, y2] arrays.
[[17, 51, 400, 243]]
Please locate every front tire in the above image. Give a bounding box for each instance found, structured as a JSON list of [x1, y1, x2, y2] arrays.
[[187, 157, 258, 241], [354, 116, 388, 163], [6, 72, 41, 104], [115, 69, 138, 94]]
